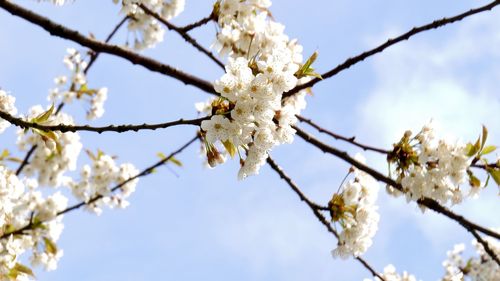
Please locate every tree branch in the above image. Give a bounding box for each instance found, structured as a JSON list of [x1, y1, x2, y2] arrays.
[[297, 115, 390, 154], [138, 4, 224, 69], [469, 228, 500, 266], [179, 13, 215, 32], [283, 0, 500, 98], [0, 110, 205, 134], [84, 16, 128, 75], [1, 135, 199, 239], [0, 0, 218, 96], [266, 155, 385, 281], [293, 126, 500, 242]]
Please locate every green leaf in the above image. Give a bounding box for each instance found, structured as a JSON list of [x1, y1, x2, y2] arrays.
[[481, 125, 488, 151], [34, 128, 58, 143], [303, 51, 318, 71], [1, 149, 9, 159], [33, 103, 55, 124], [168, 157, 183, 167], [9, 263, 35, 279], [467, 170, 481, 188], [43, 237, 58, 255], [222, 139, 237, 158], [466, 137, 481, 157], [158, 152, 183, 166], [484, 174, 491, 187], [480, 145, 496, 156], [4, 224, 16, 234], [465, 143, 476, 157], [295, 51, 321, 79], [97, 149, 105, 160], [486, 168, 500, 186], [469, 174, 481, 188]]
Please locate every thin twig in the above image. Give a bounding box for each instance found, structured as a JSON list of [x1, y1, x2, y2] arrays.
[[284, 0, 500, 98], [15, 146, 36, 176], [179, 13, 215, 32], [469, 228, 500, 266], [84, 16, 128, 75], [0, 110, 206, 134], [266, 155, 385, 281], [138, 4, 224, 69], [1, 135, 199, 239], [0, 0, 218, 96], [297, 115, 390, 154], [293, 126, 500, 242], [471, 163, 499, 169]]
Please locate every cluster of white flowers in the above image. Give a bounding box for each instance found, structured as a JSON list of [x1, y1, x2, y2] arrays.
[[331, 155, 380, 259], [116, 0, 185, 50], [388, 123, 471, 206], [364, 264, 419, 281], [42, 0, 68, 5], [199, 0, 309, 179], [442, 236, 500, 281], [48, 48, 108, 120], [0, 166, 67, 278], [68, 151, 139, 215], [16, 105, 83, 187], [0, 90, 17, 134]]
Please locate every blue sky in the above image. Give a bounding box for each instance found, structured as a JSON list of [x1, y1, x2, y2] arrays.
[[0, 1, 499, 280]]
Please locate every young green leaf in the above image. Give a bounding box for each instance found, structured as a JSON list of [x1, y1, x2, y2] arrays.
[[222, 139, 237, 158], [168, 157, 183, 167], [9, 263, 35, 279], [486, 168, 500, 186], [44, 237, 58, 255], [33, 103, 55, 124], [479, 145, 496, 156], [480, 125, 488, 151]]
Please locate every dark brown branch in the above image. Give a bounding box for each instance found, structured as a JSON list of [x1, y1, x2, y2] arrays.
[[294, 126, 500, 242], [179, 13, 215, 32], [297, 115, 390, 154], [283, 0, 500, 98], [266, 155, 385, 281], [0, 0, 218, 96], [0, 110, 206, 134], [1, 135, 199, 239], [472, 163, 499, 169], [138, 4, 224, 69], [15, 145, 36, 176], [84, 16, 128, 75]]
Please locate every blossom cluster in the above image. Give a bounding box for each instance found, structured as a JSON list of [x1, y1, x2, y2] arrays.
[[117, 0, 185, 50], [442, 236, 500, 281], [16, 105, 83, 187], [68, 150, 139, 215], [330, 155, 380, 259], [48, 48, 108, 120], [0, 90, 17, 134], [199, 0, 310, 179], [387, 123, 471, 206], [0, 166, 67, 278], [364, 264, 419, 281], [0, 43, 140, 277]]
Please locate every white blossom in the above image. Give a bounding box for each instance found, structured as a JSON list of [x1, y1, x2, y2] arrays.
[[331, 155, 380, 258], [0, 90, 17, 134]]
